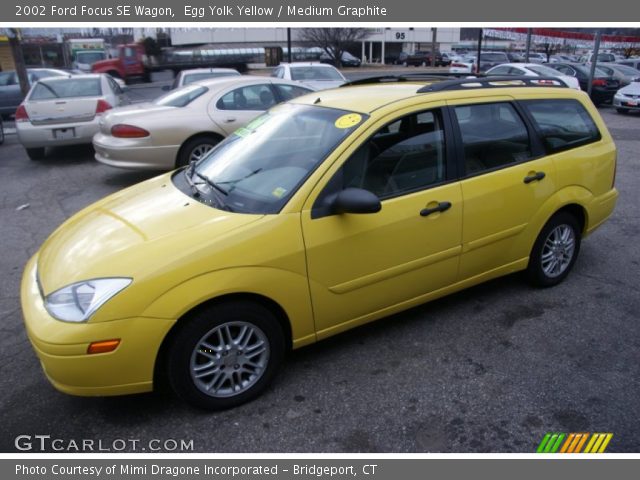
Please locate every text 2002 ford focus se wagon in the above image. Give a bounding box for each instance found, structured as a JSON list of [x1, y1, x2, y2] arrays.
[[21, 76, 618, 409]]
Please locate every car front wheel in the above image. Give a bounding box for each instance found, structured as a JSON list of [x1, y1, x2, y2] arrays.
[[527, 212, 581, 287], [167, 302, 285, 410]]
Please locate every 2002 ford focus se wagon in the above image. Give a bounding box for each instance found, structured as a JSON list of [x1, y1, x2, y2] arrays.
[[21, 76, 618, 409]]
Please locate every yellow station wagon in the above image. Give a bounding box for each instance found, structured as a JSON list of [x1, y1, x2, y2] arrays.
[[21, 75, 618, 409]]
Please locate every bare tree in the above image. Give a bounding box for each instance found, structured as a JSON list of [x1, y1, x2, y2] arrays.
[[296, 28, 368, 68]]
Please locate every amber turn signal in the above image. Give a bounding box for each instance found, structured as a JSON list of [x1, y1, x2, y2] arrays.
[[87, 339, 120, 354]]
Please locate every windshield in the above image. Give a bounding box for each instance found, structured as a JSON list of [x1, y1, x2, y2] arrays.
[[153, 84, 208, 107], [75, 51, 106, 64], [183, 71, 240, 85], [188, 104, 368, 214], [30, 78, 102, 99], [290, 66, 343, 81], [527, 65, 564, 76], [481, 53, 507, 62]]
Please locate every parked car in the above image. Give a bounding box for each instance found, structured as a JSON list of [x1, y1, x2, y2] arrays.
[[165, 68, 241, 90], [526, 53, 548, 64], [580, 53, 617, 63], [477, 52, 510, 72], [449, 55, 476, 74], [616, 59, 640, 71], [271, 63, 346, 90], [544, 63, 620, 105], [22, 76, 617, 409], [440, 52, 457, 65], [319, 51, 361, 67], [94, 76, 314, 170], [0, 68, 69, 118], [613, 80, 640, 114], [15, 73, 130, 160], [0, 116, 4, 145], [596, 63, 640, 87], [406, 51, 446, 67], [486, 63, 581, 90], [506, 52, 524, 63]]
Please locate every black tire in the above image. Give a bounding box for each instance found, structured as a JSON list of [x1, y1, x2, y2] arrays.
[[26, 147, 45, 160], [616, 108, 629, 114], [176, 135, 221, 168], [0, 118, 4, 145], [526, 212, 582, 288], [166, 301, 285, 410]]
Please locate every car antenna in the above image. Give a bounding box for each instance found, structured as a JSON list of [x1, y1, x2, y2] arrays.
[[314, 97, 321, 104]]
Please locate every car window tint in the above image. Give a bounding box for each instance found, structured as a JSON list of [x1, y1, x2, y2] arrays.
[[455, 102, 532, 175], [290, 67, 343, 81], [217, 84, 276, 111], [522, 99, 601, 152], [488, 66, 510, 75], [30, 78, 102, 100], [273, 84, 312, 101], [334, 110, 446, 199]]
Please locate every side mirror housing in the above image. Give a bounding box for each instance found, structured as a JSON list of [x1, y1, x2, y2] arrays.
[[332, 188, 381, 215]]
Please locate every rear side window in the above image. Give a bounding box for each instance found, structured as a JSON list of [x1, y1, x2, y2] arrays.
[[454, 102, 533, 175], [154, 85, 207, 107], [522, 99, 601, 152], [30, 78, 102, 100]]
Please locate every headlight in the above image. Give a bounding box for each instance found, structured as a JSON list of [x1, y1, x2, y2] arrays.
[[44, 278, 132, 323]]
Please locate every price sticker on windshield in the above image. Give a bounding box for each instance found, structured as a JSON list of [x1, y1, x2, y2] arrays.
[[335, 113, 362, 129]]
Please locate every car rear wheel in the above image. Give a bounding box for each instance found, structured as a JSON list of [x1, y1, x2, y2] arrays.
[[0, 118, 4, 145], [177, 135, 221, 168], [26, 147, 45, 160], [527, 212, 581, 287], [167, 301, 285, 410]]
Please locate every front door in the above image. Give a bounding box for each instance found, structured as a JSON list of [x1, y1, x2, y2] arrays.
[[301, 107, 463, 338]]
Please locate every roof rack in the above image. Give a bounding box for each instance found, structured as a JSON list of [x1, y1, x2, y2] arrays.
[[340, 72, 478, 87], [416, 75, 569, 93]]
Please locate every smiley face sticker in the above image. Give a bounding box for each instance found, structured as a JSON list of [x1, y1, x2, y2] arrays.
[[334, 113, 362, 129]]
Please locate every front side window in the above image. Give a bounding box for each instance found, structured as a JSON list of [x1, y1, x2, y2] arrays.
[[454, 102, 532, 176], [324, 109, 447, 200], [522, 99, 600, 152]]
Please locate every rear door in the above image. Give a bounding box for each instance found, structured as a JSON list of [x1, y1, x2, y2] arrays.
[[212, 83, 278, 135], [448, 97, 557, 280]]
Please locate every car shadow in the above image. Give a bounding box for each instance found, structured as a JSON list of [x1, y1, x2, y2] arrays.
[[101, 169, 161, 188]]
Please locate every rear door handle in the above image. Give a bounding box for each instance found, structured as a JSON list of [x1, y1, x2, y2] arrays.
[[420, 201, 452, 217], [524, 171, 546, 184], [224, 117, 236, 123]]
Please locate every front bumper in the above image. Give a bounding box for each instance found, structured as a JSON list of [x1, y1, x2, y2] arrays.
[[16, 119, 100, 149], [20, 255, 175, 396]]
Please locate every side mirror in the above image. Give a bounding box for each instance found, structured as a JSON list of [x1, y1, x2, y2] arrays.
[[161, 85, 171, 91], [332, 188, 381, 215]]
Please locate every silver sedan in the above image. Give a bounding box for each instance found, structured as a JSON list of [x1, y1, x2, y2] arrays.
[[93, 76, 314, 170]]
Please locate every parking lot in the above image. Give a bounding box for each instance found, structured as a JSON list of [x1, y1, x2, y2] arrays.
[[1, 74, 639, 453]]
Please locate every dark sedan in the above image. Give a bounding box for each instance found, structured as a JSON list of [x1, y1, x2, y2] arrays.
[[0, 68, 69, 118], [544, 62, 619, 105]]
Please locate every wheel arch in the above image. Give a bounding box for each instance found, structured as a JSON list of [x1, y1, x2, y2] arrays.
[[153, 292, 293, 391], [175, 131, 226, 168]]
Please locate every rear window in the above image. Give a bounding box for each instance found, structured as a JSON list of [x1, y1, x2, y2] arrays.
[[481, 53, 507, 62], [154, 85, 208, 107], [30, 78, 102, 100], [290, 67, 343, 81], [182, 71, 240, 85], [522, 99, 601, 152]]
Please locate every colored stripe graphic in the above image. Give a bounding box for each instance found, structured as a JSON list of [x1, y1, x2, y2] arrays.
[[538, 433, 613, 453]]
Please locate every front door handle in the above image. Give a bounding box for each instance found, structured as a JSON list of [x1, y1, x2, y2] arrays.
[[524, 171, 546, 184], [420, 201, 452, 217]]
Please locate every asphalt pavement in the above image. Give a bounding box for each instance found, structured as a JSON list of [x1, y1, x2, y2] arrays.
[[0, 77, 638, 453]]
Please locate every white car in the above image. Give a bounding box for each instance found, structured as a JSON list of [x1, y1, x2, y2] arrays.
[[613, 80, 640, 114], [526, 53, 547, 64], [449, 56, 476, 74], [93, 76, 314, 170], [166, 68, 241, 90], [15, 73, 130, 160], [485, 63, 581, 90], [271, 62, 346, 90]]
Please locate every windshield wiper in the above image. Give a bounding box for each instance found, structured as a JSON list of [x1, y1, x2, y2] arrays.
[[184, 163, 201, 197], [216, 168, 262, 192], [195, 172, 228, 196]]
